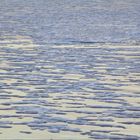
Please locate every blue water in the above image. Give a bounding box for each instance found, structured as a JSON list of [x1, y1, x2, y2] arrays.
[[0, 0, 140, 139], [0, 0, 140, 44]]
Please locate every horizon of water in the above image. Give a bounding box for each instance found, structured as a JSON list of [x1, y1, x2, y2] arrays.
[[0, 0, 140, 45]]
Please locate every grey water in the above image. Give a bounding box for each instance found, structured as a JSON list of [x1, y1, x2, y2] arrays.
[[0, 0, 140, 139]]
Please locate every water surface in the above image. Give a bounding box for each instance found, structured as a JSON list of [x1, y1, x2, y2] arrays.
[[0, 35, 140, 139]]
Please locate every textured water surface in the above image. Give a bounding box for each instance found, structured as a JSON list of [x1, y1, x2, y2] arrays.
[[0, 1, 140, 139], [0, 0, 140, 44], [0, 36, 140, 139]]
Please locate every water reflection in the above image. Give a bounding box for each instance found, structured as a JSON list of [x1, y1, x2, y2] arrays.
[[0, 36, 140, 139]]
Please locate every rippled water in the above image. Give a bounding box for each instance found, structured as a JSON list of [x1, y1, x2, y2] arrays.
[[0, 35, 140, 139]]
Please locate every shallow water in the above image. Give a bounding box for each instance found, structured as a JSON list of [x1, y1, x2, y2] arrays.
[[0, 35, 140, 139]]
